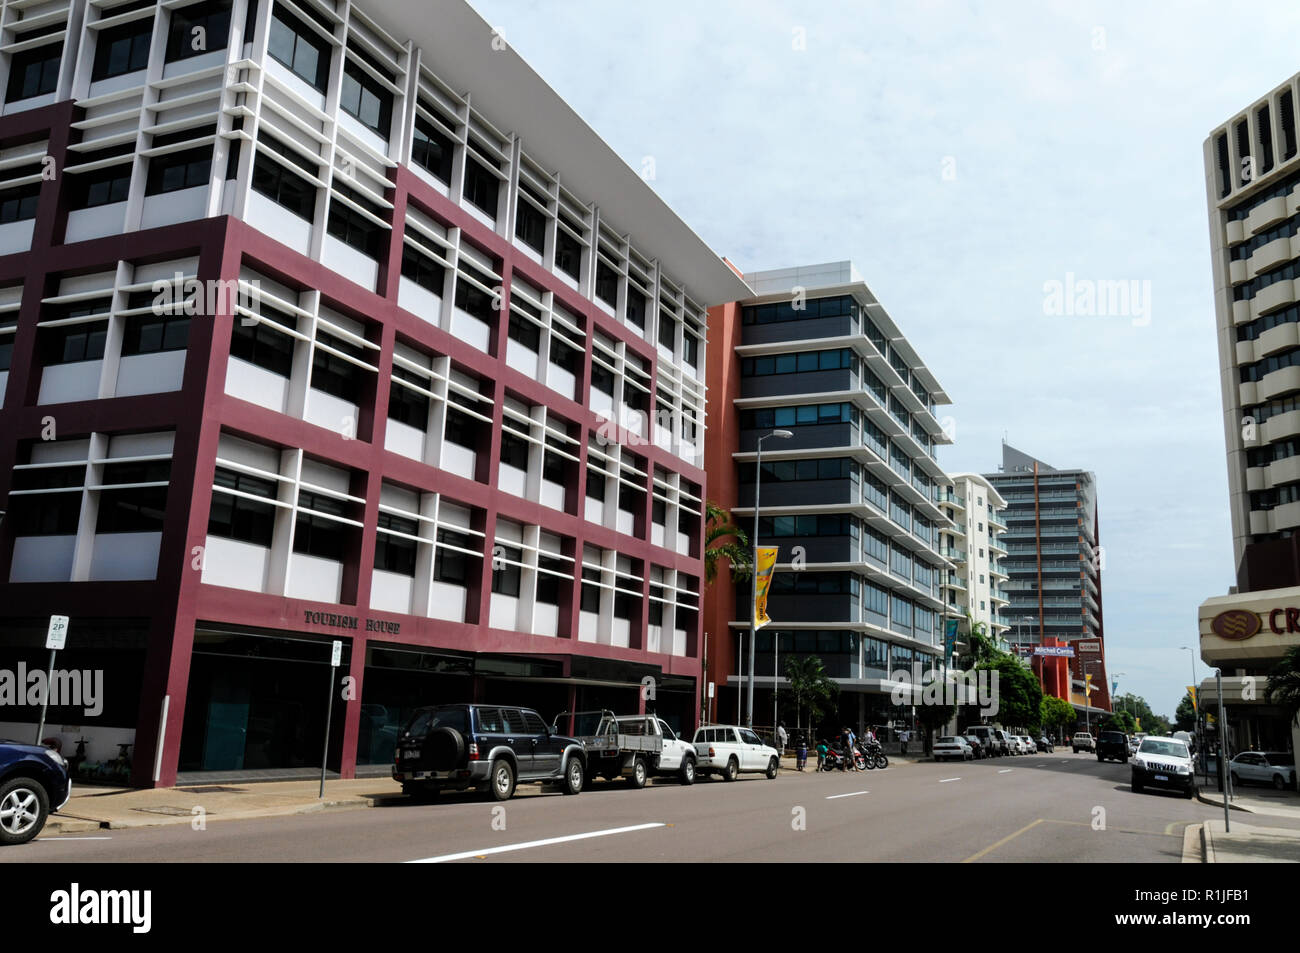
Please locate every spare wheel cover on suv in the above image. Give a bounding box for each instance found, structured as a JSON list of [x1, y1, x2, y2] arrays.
[[424, 726, 466, 769]]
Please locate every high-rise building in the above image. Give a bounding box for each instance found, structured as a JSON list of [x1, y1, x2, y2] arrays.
[[937, 473, 1010, 650], [0, 0, 749, 785], [703, 261, 954, 735], [986, 443, 1108, 714], [1198, 76, 1300, 758]]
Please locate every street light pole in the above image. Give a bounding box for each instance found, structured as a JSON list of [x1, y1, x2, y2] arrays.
[[748, 429, 791, 729]]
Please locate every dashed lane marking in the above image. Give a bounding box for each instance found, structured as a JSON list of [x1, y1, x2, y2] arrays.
[[406, 823, 666, 863]]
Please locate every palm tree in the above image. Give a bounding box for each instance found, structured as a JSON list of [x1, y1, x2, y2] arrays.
[[1265, 645, 1300, 728], [783, 655, 838, 736], [704, 501, 751, 585]]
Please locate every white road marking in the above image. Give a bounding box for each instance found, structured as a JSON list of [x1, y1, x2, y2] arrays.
[[1000, 769, 1014, 774], [825, 791, 869, 799], [939, 777, 962, 783], [45, 836, 113, 840], [406, 822, 665, 863]]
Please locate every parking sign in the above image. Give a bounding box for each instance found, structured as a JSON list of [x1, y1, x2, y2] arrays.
[[46, 615, 69, 650]]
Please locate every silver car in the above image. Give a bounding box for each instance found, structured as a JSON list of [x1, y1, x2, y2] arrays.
[[1229, 752, 1296, 791]]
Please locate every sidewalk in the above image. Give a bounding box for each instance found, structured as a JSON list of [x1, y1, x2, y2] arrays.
[[1196, 787, 1300, 820], [46, 777, 405, 834], [1199, 819, 1300, 863]]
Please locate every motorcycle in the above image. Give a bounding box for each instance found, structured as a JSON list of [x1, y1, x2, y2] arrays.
[[823, 745, 868, 771], [863, 740, 889, 769]]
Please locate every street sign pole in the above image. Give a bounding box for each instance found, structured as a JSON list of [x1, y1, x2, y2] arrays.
[[320, 640, 342, 798], [1217, 668, 1230, 833], [35, 615, 69, 745]]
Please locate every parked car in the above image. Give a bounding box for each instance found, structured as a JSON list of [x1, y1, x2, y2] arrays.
[[1096, 730, 1129, 763], [1037, 735, 1054, 754], [964, 726, 1001, 757], [934, 736, 974, 762], [1229, 752, 1297, 791], [1131, 736, 1195, 798], [553, 711, 696, 786], [691, 725, 780, 780], [1020, 736, 1037, 754], [0, 740, 71, 846], [1072, 732, 1095, 753], [992, 729, 1015, 756], [393, 704, 586, 801], [963, 734, 987, 759]]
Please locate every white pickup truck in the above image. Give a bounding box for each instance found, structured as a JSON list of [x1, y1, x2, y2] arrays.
[[690, 724, 781, 781], [553, 711, 697, 787]]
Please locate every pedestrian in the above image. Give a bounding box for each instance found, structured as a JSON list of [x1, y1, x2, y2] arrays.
[[776, 721, 788, 752], [845, 726, 858, 771], [816, 738, 828, 772], [796, 734, 808, 771], [900, 728, 909, 756]]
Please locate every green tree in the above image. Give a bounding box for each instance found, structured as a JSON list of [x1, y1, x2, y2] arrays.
[[704, 501, 750, 585], [1265, 645, 1300, 729], [1101, 709, 1137, 733], [1041, 695, 1076, 740], [980, 653, 1043, 732], [1112, 692, 1171, 735], [1174, 692, 1197, 732], [782, 655, 839, 736]]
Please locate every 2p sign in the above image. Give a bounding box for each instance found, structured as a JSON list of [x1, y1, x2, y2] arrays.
[[46, 615, 69, 651]]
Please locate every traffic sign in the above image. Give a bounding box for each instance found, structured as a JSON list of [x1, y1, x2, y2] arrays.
[[45, 615, 69, 650]]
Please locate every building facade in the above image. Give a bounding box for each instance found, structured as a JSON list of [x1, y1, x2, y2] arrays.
[[1198, 75, 1300, 763], [703, 261, 954, 736], [0, 0, 749, 785], [937, 472, 1010, 650], [986, 443, 1108, 715]]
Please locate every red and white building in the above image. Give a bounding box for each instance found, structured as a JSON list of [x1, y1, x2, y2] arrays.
[[0, 0, 747, 785]]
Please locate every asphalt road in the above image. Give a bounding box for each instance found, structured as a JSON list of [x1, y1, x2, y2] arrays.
[[7, 750, 1287, 863]]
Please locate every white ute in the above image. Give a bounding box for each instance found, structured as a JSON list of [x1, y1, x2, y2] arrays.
[[690, 725, 780, 781], [556, 711, 697, 787]]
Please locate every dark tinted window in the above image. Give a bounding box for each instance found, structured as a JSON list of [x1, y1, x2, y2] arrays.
[[6, 44, 61, 101], [475, 707, 504, 733], [92, 18, 154, 81]]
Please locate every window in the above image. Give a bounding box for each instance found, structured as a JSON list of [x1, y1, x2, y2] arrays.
[[97, 461, 170, 534], [208, 467, 277, 546], [625, 287, 647, 330], [515, 183, 547, 252], [46, 321, 108, 364], [434, 528, 475, 584], [555, 220, 581, 279], [340, 57, 392, 136], [741, 294, 856, 326], [454, 265, 496, 322], [267, 4, 330, 92], [684, 331, 699, 366], [0, 321, 14, 372], [388, 368, 429, 430], [251, 154, 315, 220], [122, 312, 190, 355], [580, 567, 601, 612], [463, 155, 499, 216], [12, 461, 85, 535], [550, 337, 580, 374], [492, 544, 522, 596], [72, 163, 132, 208], [500, 431, 529, 470], [596, 262, 618, 307], [294, 490, 350, 560], [92, 18, 154, 81], [230, 311, 296, 377], [400, 244, 445, 293], [444, 405, 482, 451], [0, 183, 40, 223], [375, 513, 418, 576], [585, 468, 606, 501], [146, 146, 212, 195], [658, 313, 676, 351], [411, 115, 453, 184], [507, 311, 540, 351], [590, 362, 614, 397], [310, 330, 365, 403], [6, 44, 61, 101], [166, 0, 233, 62], [327, 195, 385, 257]]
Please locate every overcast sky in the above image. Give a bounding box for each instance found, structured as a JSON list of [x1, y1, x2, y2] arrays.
[[470, 0, 1300, 719]]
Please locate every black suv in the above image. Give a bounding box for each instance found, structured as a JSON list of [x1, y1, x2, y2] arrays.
[[1096, 730, 1129, 763], [393, 704, 586, 801]]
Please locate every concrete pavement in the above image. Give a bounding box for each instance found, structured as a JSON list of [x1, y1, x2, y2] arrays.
[[1200, 819, 1300, 863]]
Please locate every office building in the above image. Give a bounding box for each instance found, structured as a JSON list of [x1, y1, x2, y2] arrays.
[[937, 472, 1010, 650], [0, 0, 748, 785]]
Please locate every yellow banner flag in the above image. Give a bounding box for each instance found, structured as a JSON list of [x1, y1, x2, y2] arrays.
[[1085, 674, 1093, 695], [1187, 686, 1197, 712], [754, 547, 779, 629]]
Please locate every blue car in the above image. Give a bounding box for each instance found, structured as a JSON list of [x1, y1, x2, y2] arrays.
[[0, 740, 72, 845]]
